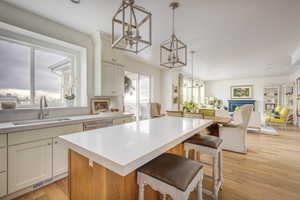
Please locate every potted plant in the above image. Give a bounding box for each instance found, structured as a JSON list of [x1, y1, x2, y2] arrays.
[[183, 101, 198, 113]]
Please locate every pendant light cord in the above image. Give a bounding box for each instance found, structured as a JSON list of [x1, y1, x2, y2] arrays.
[[191, 51, 195, 101], [172, 6, 175, 35]]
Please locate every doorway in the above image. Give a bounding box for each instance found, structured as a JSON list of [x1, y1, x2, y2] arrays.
[[124, 71, 151, 120]]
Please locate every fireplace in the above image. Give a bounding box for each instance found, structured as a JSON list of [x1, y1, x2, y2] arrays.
[[228, 100, 256, 112]]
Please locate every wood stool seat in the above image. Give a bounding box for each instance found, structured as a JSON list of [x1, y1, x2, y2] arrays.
[[137, 153, 204, 200], [185, 135, 223, 149]]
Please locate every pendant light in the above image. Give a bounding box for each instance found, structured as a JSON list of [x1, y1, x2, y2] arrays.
[[160, 1, 187, 69], [191, 51, 195, 101], [112, 0, 152, 54]]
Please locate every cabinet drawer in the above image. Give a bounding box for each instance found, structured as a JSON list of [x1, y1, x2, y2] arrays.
[[113, 117, 135, 125], [8, 124, 83, 146], [0, 134, 7, 147], [0, 148, 7, 172], [0, 172, 7, 197]]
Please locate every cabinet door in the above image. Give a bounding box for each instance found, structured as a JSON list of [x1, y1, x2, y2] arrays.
[[0, 172, 7, 197], [53, 138, 68, 177], [102, 64, 114, 96], [113, 67, 125, 96], [8, 139, 52, 194], [0, 147, 7, 173]]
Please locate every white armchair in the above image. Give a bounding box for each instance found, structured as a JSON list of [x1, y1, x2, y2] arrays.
[[219, 105, 253, 154]]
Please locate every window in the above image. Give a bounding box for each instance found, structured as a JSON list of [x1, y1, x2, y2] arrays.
[[124, 71, 151, 120], [182, 78, 205, 105], [0, 38, 78, 109], [0, 40, 31, 106]]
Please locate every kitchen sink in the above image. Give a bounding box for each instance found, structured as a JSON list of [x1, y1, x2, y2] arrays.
[[13, 118, 71, 126]]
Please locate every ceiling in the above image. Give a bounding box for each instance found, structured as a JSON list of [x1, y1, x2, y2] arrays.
[[4, 0, 300, 80]]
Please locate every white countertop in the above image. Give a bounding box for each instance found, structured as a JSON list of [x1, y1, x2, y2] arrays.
[[0, 112, 134, 133], [59, 117, 213, 176]]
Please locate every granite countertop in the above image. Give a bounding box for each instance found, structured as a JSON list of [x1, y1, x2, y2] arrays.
[[59, 117, 213, 176], [0, 112, 134, 134]]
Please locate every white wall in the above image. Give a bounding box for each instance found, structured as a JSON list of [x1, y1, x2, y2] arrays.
[[206, 75, 289, 115], [0, 2, 94, 122]]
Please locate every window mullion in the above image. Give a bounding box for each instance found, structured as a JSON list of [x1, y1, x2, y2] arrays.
[[30, 47, 35, 105]]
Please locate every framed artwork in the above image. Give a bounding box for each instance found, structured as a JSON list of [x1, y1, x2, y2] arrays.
[[231, 85, 253, 99], [91, 98, 110, 114]]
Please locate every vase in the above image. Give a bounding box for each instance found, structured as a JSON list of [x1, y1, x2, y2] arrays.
[[65, 99, 74, 107]]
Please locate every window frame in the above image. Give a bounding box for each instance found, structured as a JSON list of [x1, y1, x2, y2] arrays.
[[0, 23, 87, 110]]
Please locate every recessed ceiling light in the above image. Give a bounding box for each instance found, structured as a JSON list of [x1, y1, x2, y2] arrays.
[[70, 0, 80, 4]]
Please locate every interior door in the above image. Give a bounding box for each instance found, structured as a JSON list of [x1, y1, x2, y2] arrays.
[[124, 72, 151, 120], [124, 72, 138, 117], [139, 74, 151, 120]]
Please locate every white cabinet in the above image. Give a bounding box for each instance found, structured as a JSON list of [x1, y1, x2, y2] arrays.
[[0, 134, 7, 147], [53, 137, 68, 177], [8, 139, 52, 194], [0, 148, 7, 173], [101, 61, 124, 96], [0, 172, 7, 197]]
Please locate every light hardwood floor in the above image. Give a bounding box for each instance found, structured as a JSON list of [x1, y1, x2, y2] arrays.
[[14, 126, 300, 200]]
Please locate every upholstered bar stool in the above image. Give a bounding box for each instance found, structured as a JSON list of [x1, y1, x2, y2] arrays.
[[184, 135, 223, 200], [137, 153, 204, 200]]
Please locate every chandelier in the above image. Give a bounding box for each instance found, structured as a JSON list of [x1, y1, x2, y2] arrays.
[[112, 0, 152, 54], [160, 2, 187, 69]]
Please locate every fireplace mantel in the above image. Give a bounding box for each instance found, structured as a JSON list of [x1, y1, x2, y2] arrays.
[[228, 100, 256, 112]]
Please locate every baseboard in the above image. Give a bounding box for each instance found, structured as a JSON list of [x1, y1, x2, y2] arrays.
[[1, 173, 68, 200]]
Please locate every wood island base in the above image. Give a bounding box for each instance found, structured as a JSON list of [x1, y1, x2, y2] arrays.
[[68, 144, 200, 200]]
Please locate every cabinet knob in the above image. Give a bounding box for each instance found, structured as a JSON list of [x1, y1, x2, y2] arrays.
[[48, 143, 52, 145], [54, 141, 58, 144]]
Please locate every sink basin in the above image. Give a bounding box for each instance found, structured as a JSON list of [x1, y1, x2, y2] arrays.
[[13, 118, 71, 126]]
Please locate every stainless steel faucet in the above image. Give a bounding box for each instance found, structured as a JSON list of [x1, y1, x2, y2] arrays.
[[39, 96, 49, 119]]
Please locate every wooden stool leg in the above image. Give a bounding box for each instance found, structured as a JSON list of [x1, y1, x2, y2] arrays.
[[213, 156, 218, 200], [162, 194, 167, 200], [185, 149, 189, 159], [139, 184, 145, 200], [219, 150, 224, 185], [197, 181, 203, 200]]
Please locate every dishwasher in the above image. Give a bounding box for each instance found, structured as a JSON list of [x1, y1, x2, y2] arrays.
[[83, 119, 113, 131]]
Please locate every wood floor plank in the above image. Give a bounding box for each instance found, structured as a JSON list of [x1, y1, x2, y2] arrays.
[[14, 125, 300, 200]]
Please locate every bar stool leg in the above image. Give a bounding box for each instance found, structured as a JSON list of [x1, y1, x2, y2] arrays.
[[185, 149, 189, 159], [197, 181, 203, 200], [162, 194, 167, 200], [139, 184, 145, 200], [213, 156, 218, 200], [219, 150, 224, 189]]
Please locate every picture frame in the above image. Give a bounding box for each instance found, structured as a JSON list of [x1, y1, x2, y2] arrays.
[[91, 98, 110, 114], [231, 85, 253, 99]]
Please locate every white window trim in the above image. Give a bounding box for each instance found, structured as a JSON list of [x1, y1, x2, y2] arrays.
[[0, 21, 88, 110]]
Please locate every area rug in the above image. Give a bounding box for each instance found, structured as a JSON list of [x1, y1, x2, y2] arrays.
[[248, 126, 279, 136]]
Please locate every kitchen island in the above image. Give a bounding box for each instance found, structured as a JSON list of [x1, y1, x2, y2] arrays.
[[59, 117, 213, 200]]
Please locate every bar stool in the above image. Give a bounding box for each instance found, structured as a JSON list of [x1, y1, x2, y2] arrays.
[[137, 153, 204, 200], [184, 135, 223, 200]]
